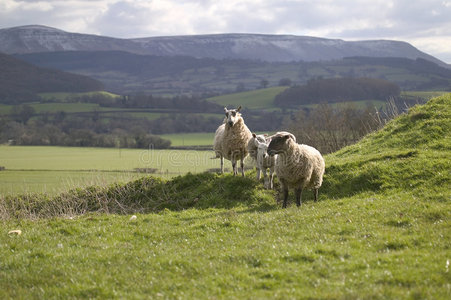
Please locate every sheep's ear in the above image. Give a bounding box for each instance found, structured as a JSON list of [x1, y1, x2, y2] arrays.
[[224, 107, 228, 113], [236, 106, 242, 112], [284, 133, 296, 142], [252, 133, 257, 138], [282, 134, 295, 141]]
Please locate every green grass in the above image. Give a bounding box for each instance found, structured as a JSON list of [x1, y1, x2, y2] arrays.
[[207, 86, 288, 110], [1, 94, 450, 298], [38, 91, 120, 102], [160, 132, 215, 146], [0, 146, 222, 195], [401, 90, 448, 99]]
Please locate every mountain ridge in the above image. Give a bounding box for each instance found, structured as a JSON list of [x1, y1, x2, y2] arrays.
[[0, 25, 446, 66]]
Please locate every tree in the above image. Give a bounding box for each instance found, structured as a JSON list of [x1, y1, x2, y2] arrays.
[[11, 104, 35, 124], [278, 78, 292, 86]]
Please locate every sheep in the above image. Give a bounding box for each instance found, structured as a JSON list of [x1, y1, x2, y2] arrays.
[[253, 133, 276, 189], [268, 131, 325, 208], [247, 133, 267, 161], [213, 106, 252, 176]]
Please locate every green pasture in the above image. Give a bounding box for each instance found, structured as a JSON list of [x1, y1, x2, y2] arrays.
[[38, 91, 120, 101], [1, 94, 450, 299], [207, 86, 288, 110], [160, 132, 215, 146], [0, 146, 223, 195], [401, 90, 448, 99]]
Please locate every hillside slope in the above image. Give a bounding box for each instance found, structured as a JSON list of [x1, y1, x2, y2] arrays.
[[0, 52, 103, 104], [15, 51, 451, 94], [1, 94, 450, 299], [324, 93, 450, 199]]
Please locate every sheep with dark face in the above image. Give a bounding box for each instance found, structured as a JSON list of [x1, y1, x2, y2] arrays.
[[253, 133, 276, 189], [213, 106, 252, 176], [268, 131, 325, 208]]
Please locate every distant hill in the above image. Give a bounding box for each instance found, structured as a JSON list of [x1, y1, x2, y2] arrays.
[[15, 51, 451, 95], [0, 52, 104, 104], [0, 25, 447, 66], [275, 77, 401, 107]]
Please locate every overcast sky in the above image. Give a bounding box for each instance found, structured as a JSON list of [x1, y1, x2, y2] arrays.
[[1, 0, 451, 63]]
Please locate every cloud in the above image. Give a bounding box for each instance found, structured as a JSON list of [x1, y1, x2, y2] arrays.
[[0, 0, 450, 62]]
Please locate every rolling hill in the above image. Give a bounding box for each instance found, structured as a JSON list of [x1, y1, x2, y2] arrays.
[[14, 51, 451, 95], [0, 25, 446, 66], [0, 52, 104, 104], [2, 25, 450, 95]]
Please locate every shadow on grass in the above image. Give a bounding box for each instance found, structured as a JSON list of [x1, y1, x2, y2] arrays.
[[1, 171, 278, 219]]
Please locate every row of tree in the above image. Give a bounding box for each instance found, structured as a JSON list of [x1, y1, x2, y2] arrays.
[[1, 115, 171, 149]]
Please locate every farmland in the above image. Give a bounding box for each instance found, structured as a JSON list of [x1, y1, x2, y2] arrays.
[[1, 94, 450, 298], [0, 146, 221, 195], [206, 86, 288, 110]]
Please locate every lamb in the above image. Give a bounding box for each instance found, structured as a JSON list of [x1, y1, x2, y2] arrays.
[[268, 131, 325, 208], [213, 106, 252, 176], [253, 133, 276, 189], [247, 133, 267, 161]]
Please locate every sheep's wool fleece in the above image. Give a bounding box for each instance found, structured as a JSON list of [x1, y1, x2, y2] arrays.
[[275, 139, 325, 190], [258, 152, 276, 169], [213, 118, 252, 160]]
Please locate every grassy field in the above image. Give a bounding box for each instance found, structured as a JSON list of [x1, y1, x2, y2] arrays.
[[0, 146, 222, 195], [0, 94, 450, 298], [38, 91, 120, 102], [207, 86, 288, 110], [160, 132, 215, 146]]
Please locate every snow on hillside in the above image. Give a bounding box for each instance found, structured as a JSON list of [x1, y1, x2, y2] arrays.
[[0, 25, 445, 66]]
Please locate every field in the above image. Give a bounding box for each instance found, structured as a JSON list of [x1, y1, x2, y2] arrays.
[[1, 94, 450, 299], [207, 86, 288, 110], [0, 146, 221, 195], [38, 91, 120, 102], [160, 132, 215, 146]]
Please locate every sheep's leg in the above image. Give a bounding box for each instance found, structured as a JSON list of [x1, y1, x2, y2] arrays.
[[240, 157, 245, 177], [232, 158, 237, 176], [295, 188, 303, 207], [262, 168, 268, 189], [282, 185, 289, 208], [220, 156, 224, 174], [269, 168, 274, 189], [314, 189, 319, 202]]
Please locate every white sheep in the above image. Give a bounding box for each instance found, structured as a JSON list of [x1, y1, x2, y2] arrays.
[[253, 133, 276, 189], [213, 106, 252, 176], [247, 133, 267, 161], [268, 131, 325, 208]]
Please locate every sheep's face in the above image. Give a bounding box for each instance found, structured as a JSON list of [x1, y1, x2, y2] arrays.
[[257, 142, 269, 160], [268, 133, 295, 156], [224, 106, 242, 127], [253, 134, 267, 147]]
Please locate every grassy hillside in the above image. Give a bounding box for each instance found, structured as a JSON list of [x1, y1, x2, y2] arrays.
[[16, 52, 451, 95], [1, 94, 450, 298], [0, 52, 104, 104]]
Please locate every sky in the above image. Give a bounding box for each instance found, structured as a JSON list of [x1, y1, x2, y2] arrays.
[[1, 0, 451, 63]]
